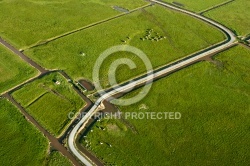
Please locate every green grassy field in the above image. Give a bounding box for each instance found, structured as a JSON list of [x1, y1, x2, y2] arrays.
[[162, 0, 227, 12], [12, 72, 84, 136], [45, 151, 72, 166], [25, 5, 225, 87], [0, 0, 148, 48], [0, 44, 38, 94], [0, 99, 72, 165], [0, 98, 48, 165], [81, 45, 250, 165], [205, 0, 250, 36]]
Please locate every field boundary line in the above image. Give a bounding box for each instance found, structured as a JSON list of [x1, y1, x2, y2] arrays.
[[0, 37, 48, 73], [22, 3, 153, 51], [2, 93, 82, 166], [0, 71, 56, 97], [26, 92, 48, 108], [51, 71, 90, 139], [0, 72, 42, 96], [199, 0, 235, 14]]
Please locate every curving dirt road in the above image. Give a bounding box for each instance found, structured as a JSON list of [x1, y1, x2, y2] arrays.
[[67, 1, 236, 165]]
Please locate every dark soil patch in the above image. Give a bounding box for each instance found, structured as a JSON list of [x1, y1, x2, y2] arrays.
[[101, 100, 118, 113], [78, 79, 95, 91]]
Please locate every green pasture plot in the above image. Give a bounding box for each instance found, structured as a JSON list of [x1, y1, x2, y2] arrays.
[[205, 0, 250, 36], [11, 84, 47, 107], [81, 46, 250, 165], [25, 5, 225, 87], [0, 99, 72, 165], [162, 0, 227, 12], [0, 98, 48, 165], [45, 151, 72, 166], [12, 72, 84, 136], [27, 93, 73, 135], [0, 44, 38, 94], [0, 0, 148, 48]]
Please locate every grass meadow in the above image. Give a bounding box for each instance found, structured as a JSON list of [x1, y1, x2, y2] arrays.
[[205, 0, 250, 36], [0, 0, 148, 48], [0, 99, 72, 165], [12, 72, 84, 136], [81, 46, 250, 165], [162, 0, 227, 12], [45, 151, 72, 166], [0, 98, 48, 165], [0, 44, 38, 94], [25, 5, 225, 87]]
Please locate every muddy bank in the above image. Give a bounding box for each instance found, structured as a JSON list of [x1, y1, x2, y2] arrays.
[[101, 100, 118, 113], [78, 79, 95, 91]]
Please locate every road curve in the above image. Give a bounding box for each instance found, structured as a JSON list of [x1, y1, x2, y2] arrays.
[[68, 1, 236, 165]]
